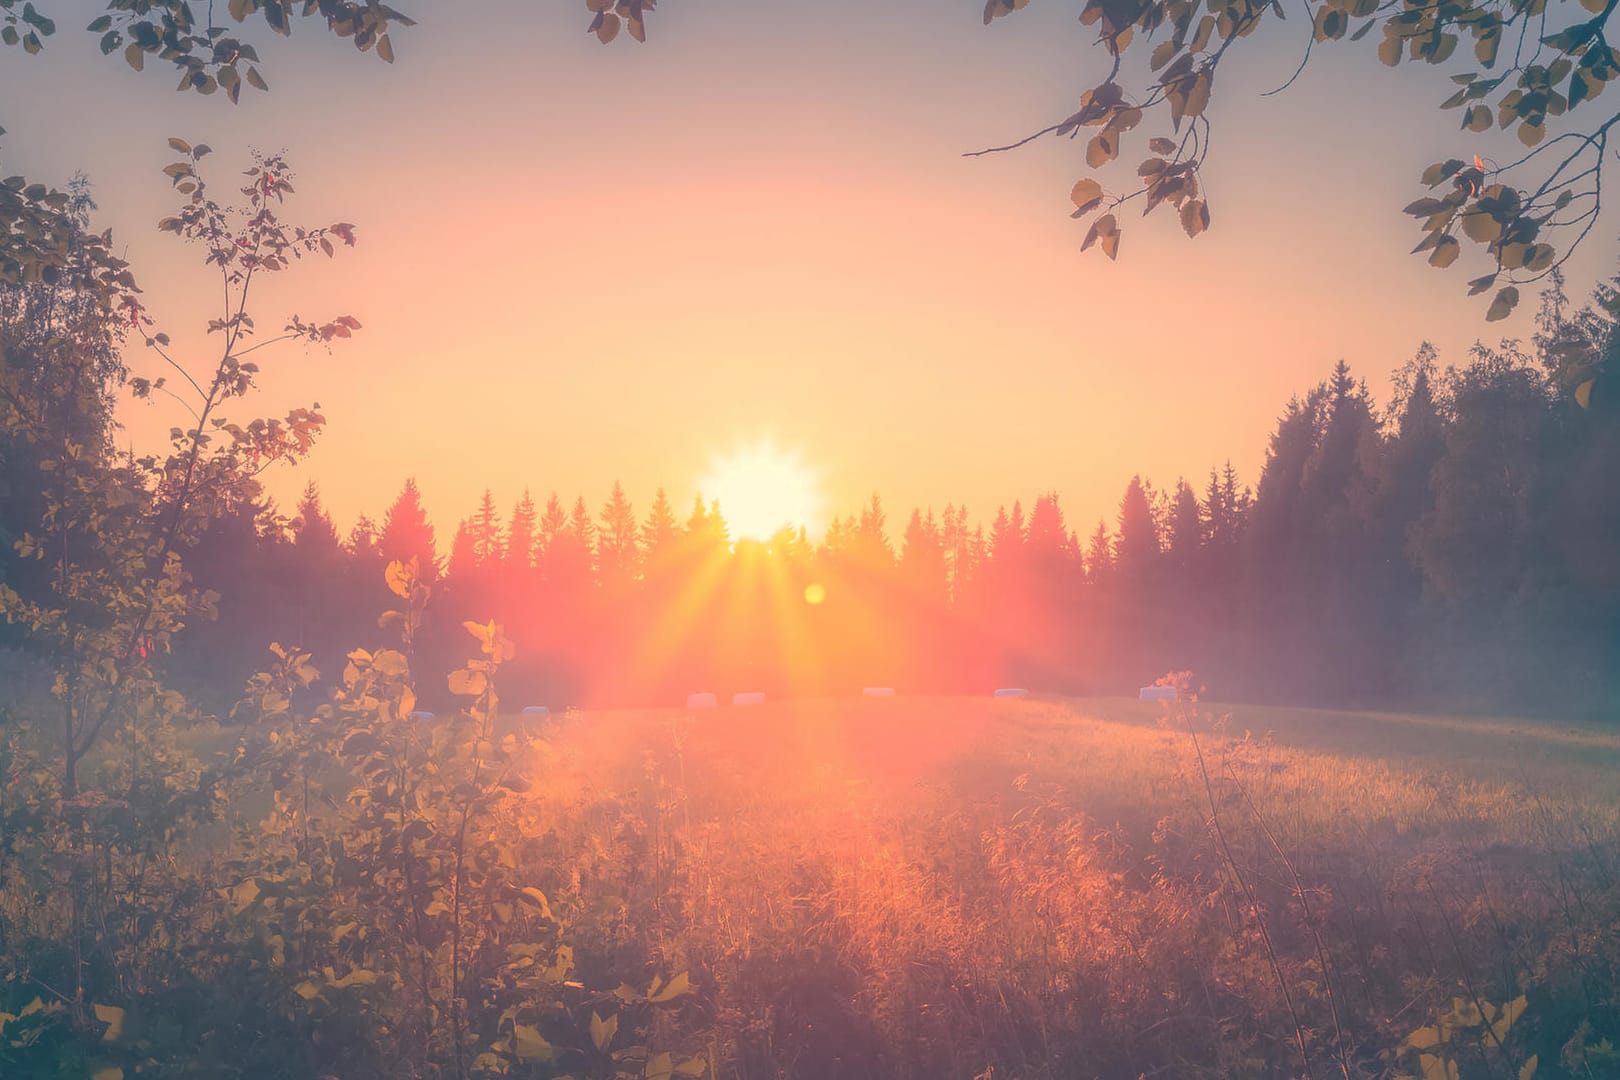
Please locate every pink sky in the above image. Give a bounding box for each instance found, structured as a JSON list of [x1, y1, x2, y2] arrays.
[[1, 1, 1613, 537]]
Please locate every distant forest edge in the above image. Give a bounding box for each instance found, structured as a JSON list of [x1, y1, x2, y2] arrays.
[[4, 271, 1618, 718]]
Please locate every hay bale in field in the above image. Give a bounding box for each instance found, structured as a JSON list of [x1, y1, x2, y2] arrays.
[[992, 688, 1028, 698], [732, 691, 766, 706], [685, 692, 717, 709], [520, 705, 549, 716], [1138, 686, 1177, 701], [862, 687, 896, 698], [409, 710, 435, 721]]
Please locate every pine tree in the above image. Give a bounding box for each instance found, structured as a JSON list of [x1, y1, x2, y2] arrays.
[[292, 480, 339, 557], [379, 478, 438, 580], [641, 487, 681, 564], [598, 481, 640, 587], [1114, 476, 1160, 585], [471, 488, 504, 568], [446, 518, 477, 582], [505, 489, 538, 576]]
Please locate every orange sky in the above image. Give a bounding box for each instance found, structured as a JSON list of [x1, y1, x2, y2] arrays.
[[2, 2, 1614, 540]]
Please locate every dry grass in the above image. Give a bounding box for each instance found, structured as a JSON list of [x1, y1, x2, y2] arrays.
[[502, 695, 1620, 1078]]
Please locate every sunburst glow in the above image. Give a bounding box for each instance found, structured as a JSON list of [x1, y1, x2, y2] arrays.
[[701, 442, 823, 543]]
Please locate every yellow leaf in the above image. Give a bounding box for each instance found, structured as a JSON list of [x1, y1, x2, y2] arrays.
[[650, 970, 692, 1003], [590, 1010, 618, 1052], [513, 1022, 553, 1061], [93, 1004, 124, 1042], [447, 668, 487, 697], [1405, 1025, 1442, 1051], [1575, 379, 1594, 408], [1070, 178, 1105, 215], [1492, 994, 1527, 1042], [228, 878, 261, 914], [384, 560, 411, 598], [1520, 1054, 1538, 1080], [371, 649, 409, 677], [328, 968, 378, 989], [293, 981, 321, 1000], [92, 1069, 123, 1080]]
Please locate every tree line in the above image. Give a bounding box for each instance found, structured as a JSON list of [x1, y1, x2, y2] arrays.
[[98, 269, 1615, 718]]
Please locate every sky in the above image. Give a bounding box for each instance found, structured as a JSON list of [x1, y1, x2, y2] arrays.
[[2, 0, 1615, 541]]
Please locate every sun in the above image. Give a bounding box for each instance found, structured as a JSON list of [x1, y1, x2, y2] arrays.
[[700, 441, 824, 543]]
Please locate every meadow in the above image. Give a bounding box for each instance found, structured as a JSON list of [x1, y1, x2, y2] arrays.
[[458, 691, 1620, 1078]]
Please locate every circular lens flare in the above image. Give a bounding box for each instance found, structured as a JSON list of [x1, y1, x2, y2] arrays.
[[803, 582, 826, 605]]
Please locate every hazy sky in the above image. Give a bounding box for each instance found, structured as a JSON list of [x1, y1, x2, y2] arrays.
[[2, 1, 1614, 539]]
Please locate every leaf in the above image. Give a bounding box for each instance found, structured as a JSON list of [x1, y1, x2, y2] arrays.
[[1428, 235, 1460, 268], [125, 42, 144, 71], [590, 1010, 618, 1052], [1379, 33, 1401, 66], [1492, 995, 1527, 1042], [328, 968, 378, 989], [1149, 136, 1177, 154], [1486, 285, 1520, 321], [1069, 177, 1105, 215], [447, 668, 487, 697], [513, 1023, 554, 1061], [596, 11, 621, 43], [372, 649, 409, 677], [1085, 132, 1116, 168], [385, 560, 412, 598], [1100, 228, 1120, 260], [424, 900, 450, 916], [376, 33, 394, 62], [93, 1004, 124, 1042], [1405, 1026, 1442, 1050], [1467, 272, 1497, 295], [168, 137, 192, 154], [1520, 1054, 1538, 1080], [246, 65, 268, 91], [517, 886, 554, 917], [1460, 211, 1503, 244], [1180, 198, 1209, 237], [675, 1058, 708, 1077], [649, 971, 692, 1002], [91, 1070, 123, 1080], [1575, 379, 1594, 408]]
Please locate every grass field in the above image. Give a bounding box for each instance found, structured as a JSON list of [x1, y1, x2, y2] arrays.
[[466, 693, 1620, 1078]]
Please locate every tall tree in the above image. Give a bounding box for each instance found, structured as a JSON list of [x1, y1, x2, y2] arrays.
[[379, 477, 438, 581]]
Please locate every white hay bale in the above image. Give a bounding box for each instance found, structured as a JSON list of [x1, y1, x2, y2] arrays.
[[1138, 686, 1177, 702], [409, 710, 435, 721], [732, 691, 766, 706], [520, 705, 549, 716], [685, 692, 717, 709], [862, 687, 896, 698], [992, 688, 1028, 699]]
